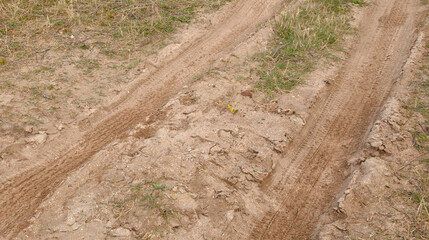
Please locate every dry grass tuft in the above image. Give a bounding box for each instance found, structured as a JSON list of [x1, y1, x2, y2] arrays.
[[0, 0, 230, 62], [255, 0, 365, 95], [0, 0, 229, 137], [400, 37, 429, 240]]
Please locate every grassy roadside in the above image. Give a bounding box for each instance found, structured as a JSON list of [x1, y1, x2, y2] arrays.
[[407, 40, 429, 121], [0, 0, 230, 137], [406, 34, 429, 151], [103, 180, 176, 237], [402, 36, 429, 239], [0, 0, 230, 63], [255, 0, 366, 95]]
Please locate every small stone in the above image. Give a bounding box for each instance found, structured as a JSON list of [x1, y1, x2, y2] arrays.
[[278, 108, 294, 115], [66, 215, 76, 226], [111, 227, 131, 237], [240, 90, 253, 98], [56, 123, 65, 131], [370, 140, 383, 149], [24, 125, 33, 133]]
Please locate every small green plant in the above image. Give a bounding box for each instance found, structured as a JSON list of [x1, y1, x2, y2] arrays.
[[152, 183, 166, 190], [350, 0, 368, 7], [406, 97, 429, 118], [30, 86, 42, 98], [2, 81, 15, 89], [227, 104, 239, 114], [410, 192, 427, 204], [411, 130, 429, 151], [105, 179, 176, 235], [417, 133, 429, 143], [193, 74, 203, 81]]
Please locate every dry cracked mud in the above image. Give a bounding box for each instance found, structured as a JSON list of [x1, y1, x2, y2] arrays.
[[0, 0, 428, 239]]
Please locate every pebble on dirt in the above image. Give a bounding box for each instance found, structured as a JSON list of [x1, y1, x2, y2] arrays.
[[241, 90, 253, 98]]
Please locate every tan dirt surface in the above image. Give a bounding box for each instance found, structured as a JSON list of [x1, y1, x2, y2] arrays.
[[251, 0, 427, 239], [1, 0, 428, 239], [317, 21, 429, 239], [0, 0, 285, 238]]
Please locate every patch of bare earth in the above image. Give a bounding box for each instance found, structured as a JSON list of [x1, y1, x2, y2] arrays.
[[0, 0, 286, 238], [318, 17, 429, 240], [0, 0, 229, 179], [2, 0, 429, 239]]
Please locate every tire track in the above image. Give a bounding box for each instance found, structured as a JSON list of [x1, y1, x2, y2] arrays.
[[251, 0, 424, 239], [0, 0, 286, 238]]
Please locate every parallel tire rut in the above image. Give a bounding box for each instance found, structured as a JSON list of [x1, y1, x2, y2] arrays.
[[252, 0, 424, 239], [0, 0, 285, 238]]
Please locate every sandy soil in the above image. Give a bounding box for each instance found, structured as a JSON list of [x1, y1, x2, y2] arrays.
[[318, 24, 429, 239], [251, 0, 427, 238], [0, 0, 428, 239], [0, 0, 286, 238]]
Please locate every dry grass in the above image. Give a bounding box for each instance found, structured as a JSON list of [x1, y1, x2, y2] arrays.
[[102, 180, 178, 238], [255, 0, 364, 95], [0, 0, 229, 137], [0, 0, 230, 63], [392, 156, 429, 240], [400, 37, 429, 240], [406, 37, 429, 151]]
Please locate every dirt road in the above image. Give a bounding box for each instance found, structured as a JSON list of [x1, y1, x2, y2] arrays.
[[0, 0, 285, 238], [0, 0, 427, 239], [251, 0, 425, 239]]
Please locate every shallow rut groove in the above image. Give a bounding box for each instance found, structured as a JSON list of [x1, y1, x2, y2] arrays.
[[0, 0, 285, 238], [251, 0, 424, 239]]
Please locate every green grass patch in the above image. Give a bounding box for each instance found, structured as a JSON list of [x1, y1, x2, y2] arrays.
[[397, 35, 429, 240], [103, 179, 178, 236], [0, 0, 231, 61], [406, 39, 429, 153], [406, 80, 429, 118], [410, 192, 428, 204], [255, 0, 362, 95]]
